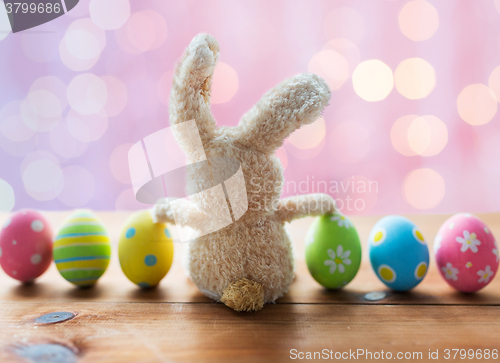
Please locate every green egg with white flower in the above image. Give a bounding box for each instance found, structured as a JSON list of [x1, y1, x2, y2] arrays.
[[305, 212, 362, 289]]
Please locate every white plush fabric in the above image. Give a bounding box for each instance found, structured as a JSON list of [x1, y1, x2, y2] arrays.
[[153, 34, 335, 310]]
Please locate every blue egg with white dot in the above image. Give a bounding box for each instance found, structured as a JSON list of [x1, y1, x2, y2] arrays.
[[369, 215, 429, 291]]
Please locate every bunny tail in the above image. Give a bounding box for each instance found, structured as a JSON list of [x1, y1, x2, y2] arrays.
[[220, 278, 264, 312]]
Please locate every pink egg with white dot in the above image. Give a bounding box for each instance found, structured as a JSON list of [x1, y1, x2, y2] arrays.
[[0, 210, 53, 282], [435, 213, 499, 293]]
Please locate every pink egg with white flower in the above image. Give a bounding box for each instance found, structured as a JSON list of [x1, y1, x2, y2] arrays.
[[434, 213, 499, 293], [0, 210, 53, 282]]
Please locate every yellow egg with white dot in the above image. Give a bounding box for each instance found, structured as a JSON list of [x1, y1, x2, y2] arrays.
[[118, 211, 174, 288]]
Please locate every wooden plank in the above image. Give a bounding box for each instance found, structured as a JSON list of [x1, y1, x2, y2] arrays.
[[1, 212, 500, 305], [1, 302, 499, 362]]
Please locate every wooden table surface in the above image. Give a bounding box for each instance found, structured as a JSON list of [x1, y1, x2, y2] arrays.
[[1, 212, 500, 362]]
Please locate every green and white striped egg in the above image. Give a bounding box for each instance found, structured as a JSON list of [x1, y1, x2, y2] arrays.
[[54, 210, 111, 286]]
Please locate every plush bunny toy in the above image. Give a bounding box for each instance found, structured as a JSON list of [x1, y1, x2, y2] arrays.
[[153, 34, 336, 312]]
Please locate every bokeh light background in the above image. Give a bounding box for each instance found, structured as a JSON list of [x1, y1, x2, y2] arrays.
[[1, 0, 500, 215]]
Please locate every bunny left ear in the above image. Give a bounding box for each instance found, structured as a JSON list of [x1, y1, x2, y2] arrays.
[[169, 33, 220, 149], [235, 73, 331, 154]]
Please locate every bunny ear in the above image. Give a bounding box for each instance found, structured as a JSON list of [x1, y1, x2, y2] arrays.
[[235, 73, 331, 154], [169, 33, 219, 148]]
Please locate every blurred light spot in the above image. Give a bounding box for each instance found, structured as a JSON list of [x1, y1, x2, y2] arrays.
[[322, 39, 361, 77], [115, 188, 146, 210], [408, 117, 431, 155], [0, 1, 11, 41], [69, 18, 106, 51], [66, 0, 89, 17], [399, 0, 439, 41], [22, 159, 64, 201], [0, 130, 38, 157], [49, 121, 89, 159], [60, 19, 106, 71], [0, 115, 34, 142], [27, 90, 62, 119], [392, 115, 448, 156], [0, 102, 38, 156], [21, 23, 59, 62], [67, 109, 108, 142], [323, 7, 364, 44], [0, 178, 15, 212], [391, 115, 418, 156], [58, 166, 95, 207], [114, 23, 140, 55], [329, 121, 370, 163], [30, 76, 68, 110], [22, 89, 63, 132], [125, 10, 167, 53], [488, 66, 500, 103], [308, 50, 349, 90], [59, 37, 99, 71], [20, 150, 59, 174], [457, 84, 497, 125], [275, 146, 288, 170], [418, 115, 448, 156], [352, 60, 394, 102], [404, 168, 445, 209], [211, 62, 239, 104], [109, 143, 133, 184], [158, 70, 174, 106], [394, 58, 436, 99], [66, 29, 101, 60], [288, 117, 326, 149], [495, 0, 500, 14], [67, 73, 108, 115], [0, 101, 35, 142], [335, 175, 378, 215], [286, 137, 325, 160], [90, 0, 130, 30], [101, 76, 128, 117]]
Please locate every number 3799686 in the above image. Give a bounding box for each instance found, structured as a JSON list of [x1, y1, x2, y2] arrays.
[[444, 349, 498, 360], [5, 2, 62, 14]]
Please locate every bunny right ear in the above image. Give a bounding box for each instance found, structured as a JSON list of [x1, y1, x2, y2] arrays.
[[169, 34, 220, 150], [235, 73, 331, 154]]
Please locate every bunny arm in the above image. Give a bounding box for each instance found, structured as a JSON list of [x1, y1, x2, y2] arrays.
[[169, 34, 220, 156], [274, 194, 336, 223], [152, 198, 210, 228], [235, 73, 331, 155]]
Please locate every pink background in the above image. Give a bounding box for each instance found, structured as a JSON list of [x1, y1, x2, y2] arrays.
[[1, 0, 500, 215]]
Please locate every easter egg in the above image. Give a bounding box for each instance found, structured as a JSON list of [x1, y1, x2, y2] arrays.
[[0, 210, 53, 282], [118, 210, 174, 288], [369, 216, 429, 291], [54, 210, 111, 287], [305, 212, 362, 289], [434, 213, 499, 292]]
